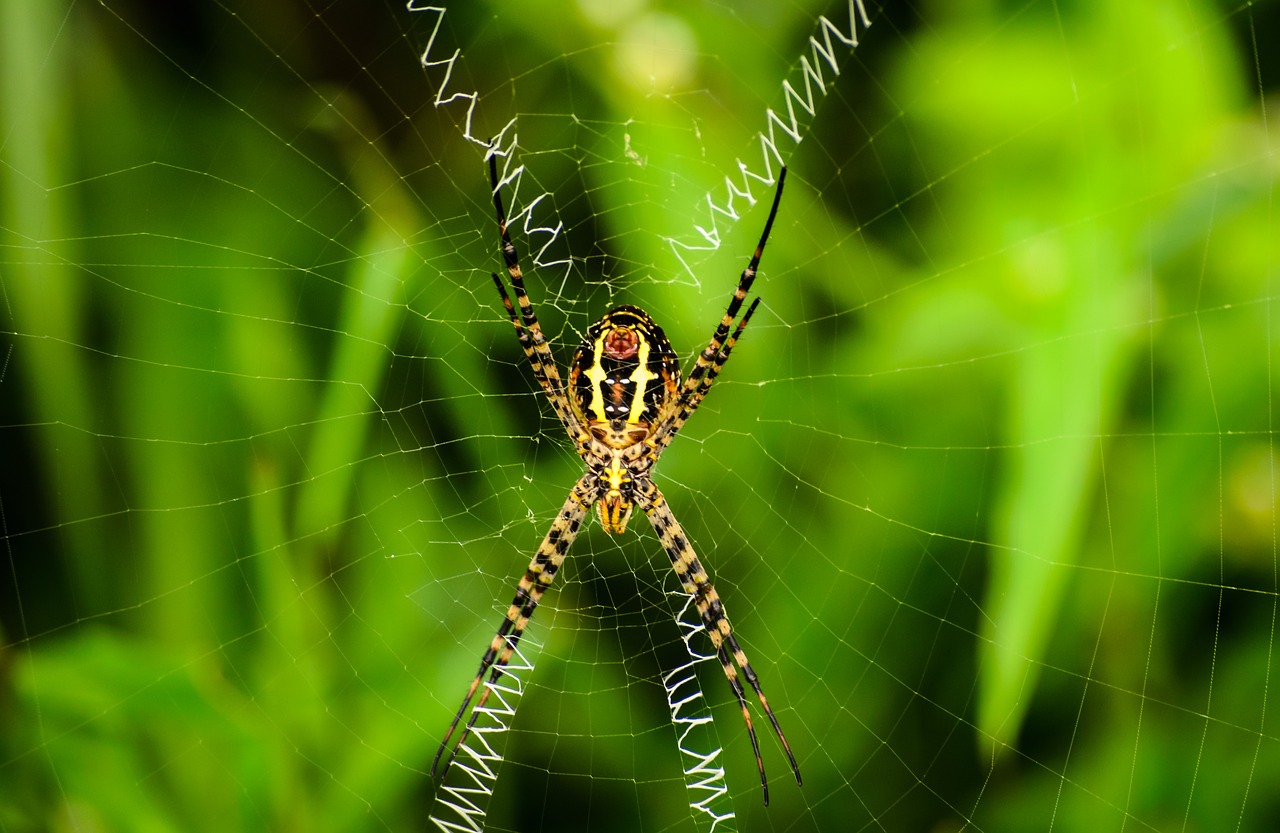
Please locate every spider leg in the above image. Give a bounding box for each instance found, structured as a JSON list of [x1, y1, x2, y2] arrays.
[[675, 168, 783, 417], [658, 167, 786, 447], [654, 296, 760, 454], [639, 482, 801, 806], [487, 152, 581, 437], [693, 296, 760, 404], [433, 474, 596, 778]]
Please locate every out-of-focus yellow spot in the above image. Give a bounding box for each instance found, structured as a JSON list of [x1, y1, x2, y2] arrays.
[[576, 0, 646, 28], [1227, 443, 1279, 562], [613, 12, 697, 93]]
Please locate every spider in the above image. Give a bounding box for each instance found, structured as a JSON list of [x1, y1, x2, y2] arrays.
[[432, 154, 801, 806]]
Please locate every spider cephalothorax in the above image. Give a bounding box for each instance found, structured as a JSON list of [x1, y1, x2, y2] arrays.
[[433, 155, 800, 806]]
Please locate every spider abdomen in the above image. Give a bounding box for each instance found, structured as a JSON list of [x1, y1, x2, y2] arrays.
[[570, 305, 680, 447]]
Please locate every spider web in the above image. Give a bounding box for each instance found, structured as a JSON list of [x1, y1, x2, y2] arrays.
[[2, 1, 1278, 832]]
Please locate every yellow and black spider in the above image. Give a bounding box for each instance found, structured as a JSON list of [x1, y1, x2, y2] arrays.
[[433, 154, 800, 805]]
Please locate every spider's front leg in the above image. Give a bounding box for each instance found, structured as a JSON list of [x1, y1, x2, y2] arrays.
[[652, 166, 784, 455], [636, 479, 801, 806], [432, 473, 597, 778], [487, 152, 582, 439]]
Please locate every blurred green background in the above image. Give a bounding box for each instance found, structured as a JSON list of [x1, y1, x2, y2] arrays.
[[2, 0, 1279, 831]]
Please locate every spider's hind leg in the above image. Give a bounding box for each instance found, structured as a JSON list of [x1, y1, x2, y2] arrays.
[[640, 482, 801, 806], [433, 475, 595, 778]]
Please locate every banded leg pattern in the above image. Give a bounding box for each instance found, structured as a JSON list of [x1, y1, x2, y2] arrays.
[[640, 483, 801, 806], [655, 295, 761, 453], [432, 475, 596, 778], [674, 167, 786, 418], [488, 153, 581, 436]]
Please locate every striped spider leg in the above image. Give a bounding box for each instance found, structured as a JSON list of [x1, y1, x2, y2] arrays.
[[431, 153, 591, 778], [433, 155, 798, 805], [637, 481, 801, 806], [651, 167, 787, 456]]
